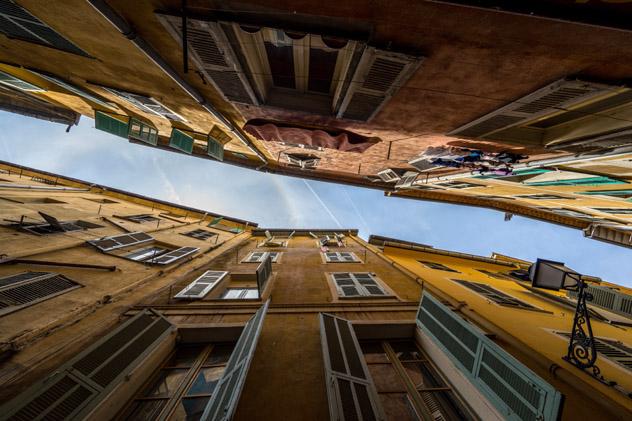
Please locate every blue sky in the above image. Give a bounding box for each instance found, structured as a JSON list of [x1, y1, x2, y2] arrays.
[[1, 111, 632, 286]]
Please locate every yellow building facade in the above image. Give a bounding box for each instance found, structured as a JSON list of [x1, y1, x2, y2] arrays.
[[0, 162, 630, 420]]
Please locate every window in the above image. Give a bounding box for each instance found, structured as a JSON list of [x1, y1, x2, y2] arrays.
[[324, 252, 360, 263], [15, 212, 104, 235], [102, 86, 185, 122], [435, 181, 482, 189], [453, 279, 538, 310], [516, 194, 575, 200], [83, 198, 118, 204], [360, 340, 470, 420], [284, 152, 320, 170], [3, 196, 65, 204], [0, 272, 81, 316], [89, 232, 154, 252], [125, 246, 199, 265], [242, 251, 280, 263], [174, 271, 228, 299], [121, 214, 160, 223], [128, 118, 158, 145], [418, 261, 460, 273], [119, 342, 235, 420], [0, 69, 44, 92], [0, 0, 90, 56], [28, 70, 113, 109], [592, 208, 632, 215], [557, 332, 632, 372], [476, 269, 518, 281], [182, 229, 218, 241], [125, 246, 168, 262], [330, 273, 389, 297], [220, 288, 259, 299], [580, 189, 632, 199]]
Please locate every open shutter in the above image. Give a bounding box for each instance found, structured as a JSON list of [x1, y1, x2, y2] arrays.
[[0, 70, 44, 92], [157, 15, 258, 105], [27, 70, 112, 109], [0, 272, 81, 316], [568, 285, 632, 319], [88, 232, 153, 252], [449, 79, 614, 139], [256, 254, 273, 297], [201, 300, 269, 420], [417, 292, 563, 421], [169, 128, 195, 154], [208, 125, 228, 161], [101, 86, 185, 122], [174, 270, 228, 299], [336, 47, 423, 122], [1, 309, 173, 420], [319, 313, 384, 421], [147, 247, 199, 265], [94, 111, 130, 139]]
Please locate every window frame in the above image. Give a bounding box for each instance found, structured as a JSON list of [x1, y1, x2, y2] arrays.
[[452, 279, 545, 312], [181, 229, 219, 241], [322, 251, 361, 263], [328, 272, 394, 299], [418, 260, 460, 273], [241, 251, 281, 263], [220, 287, 260, 300]]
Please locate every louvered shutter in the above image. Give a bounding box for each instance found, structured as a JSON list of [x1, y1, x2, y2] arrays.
[[0, 272, 81, 316], [27, 70, 112, 109], [256, 254, 273, 297], [147, 247, 199, 265], [336, 47, 423, 122], [417, 292, 563, 421], [158, 15, 258, 105], [169, 128, 195, 154], [0, 70, 44, 92], [567, 285, 632, 319], [319, 313, 384, 421], [0, 0, 89, 56], [101, 86, 185, 122], [88, 232, 153, 252], [174, 270, 228, 299], [453, 280, 537, 310], [208, 125, 228, 161], [201, 300, 270, 420], [1, 309, 173, 420], [449, 79, 614, 138], [94, 111, 130, 139]]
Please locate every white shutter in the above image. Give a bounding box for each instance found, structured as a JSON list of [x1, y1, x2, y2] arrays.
[[157, 14, 258, 105], [101, 86, 185, 122], [336, 47, 423, 122], [201, 300, 270, 420], [449, 79, 615, 138], [319, 313, 385, 421], [376, 168, 402, 182], [88, 232, 153, 252], [174, 270, 228, 299], [0, 70, 44, 92], [395, 171, 419, 189], [147, 246, 199, 265]]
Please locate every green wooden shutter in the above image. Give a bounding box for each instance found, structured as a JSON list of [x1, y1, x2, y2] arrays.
[[417, 292, 563, 421], [94, 111, 129, 139], [207, 136, 225, 161], [1, 309, 173, 420], [201, 300, 270, 421], [169, 128, 194, 154], [568, 285, 632, 319], [319, 313, 385, 421]]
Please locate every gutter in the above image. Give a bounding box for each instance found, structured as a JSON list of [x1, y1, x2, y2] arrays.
[[85, 0, 267, 164]]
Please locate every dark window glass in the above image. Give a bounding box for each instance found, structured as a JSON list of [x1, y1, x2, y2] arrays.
[[308, 48, 338, 93], [264, 42, 295, 89]]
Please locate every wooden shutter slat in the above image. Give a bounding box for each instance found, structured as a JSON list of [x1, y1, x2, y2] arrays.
[[417, 292, 563, 421], [319, 313, 384, 421], [201, 300, 270, 421], [89, 232, 154, 252], [169, 128, 195, 154]]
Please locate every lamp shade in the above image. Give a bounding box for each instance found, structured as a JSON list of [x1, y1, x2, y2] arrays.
[[529, 259, 580, 290]]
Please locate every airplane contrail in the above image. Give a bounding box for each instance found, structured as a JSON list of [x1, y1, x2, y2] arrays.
[[302, 179, 342, 228], [343, 187, 370, 233]]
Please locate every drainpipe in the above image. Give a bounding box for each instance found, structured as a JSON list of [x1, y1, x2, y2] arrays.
[[85, 0, 267, 164]]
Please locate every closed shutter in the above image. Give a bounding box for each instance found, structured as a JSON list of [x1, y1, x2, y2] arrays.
[[88, 232, 153, 252], [256, 254, 273, 297], [557, 332, 632, 372], [201, 300, 270, 420], [0, 0, 89, 56], [1, 309, 173, 420], [319, 313, 384, 421], [169, 128, 195, 154], [0, 69, 44, 91], [567, 285, 632, 319], [94, 111, 130, 139], [336, 47, 423, 121], [174, 270, 228, 299], [449, 79, 614, 138], [417, 292, 563, 421], [147, 247, 199, 265], [0, 272, 81, 316], [158, 15, 258, 105], [28, 70, 112, 109], [102, 86, 185, 122]]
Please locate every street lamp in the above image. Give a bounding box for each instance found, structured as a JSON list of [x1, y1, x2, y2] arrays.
[[529, 259, 601, 376]]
